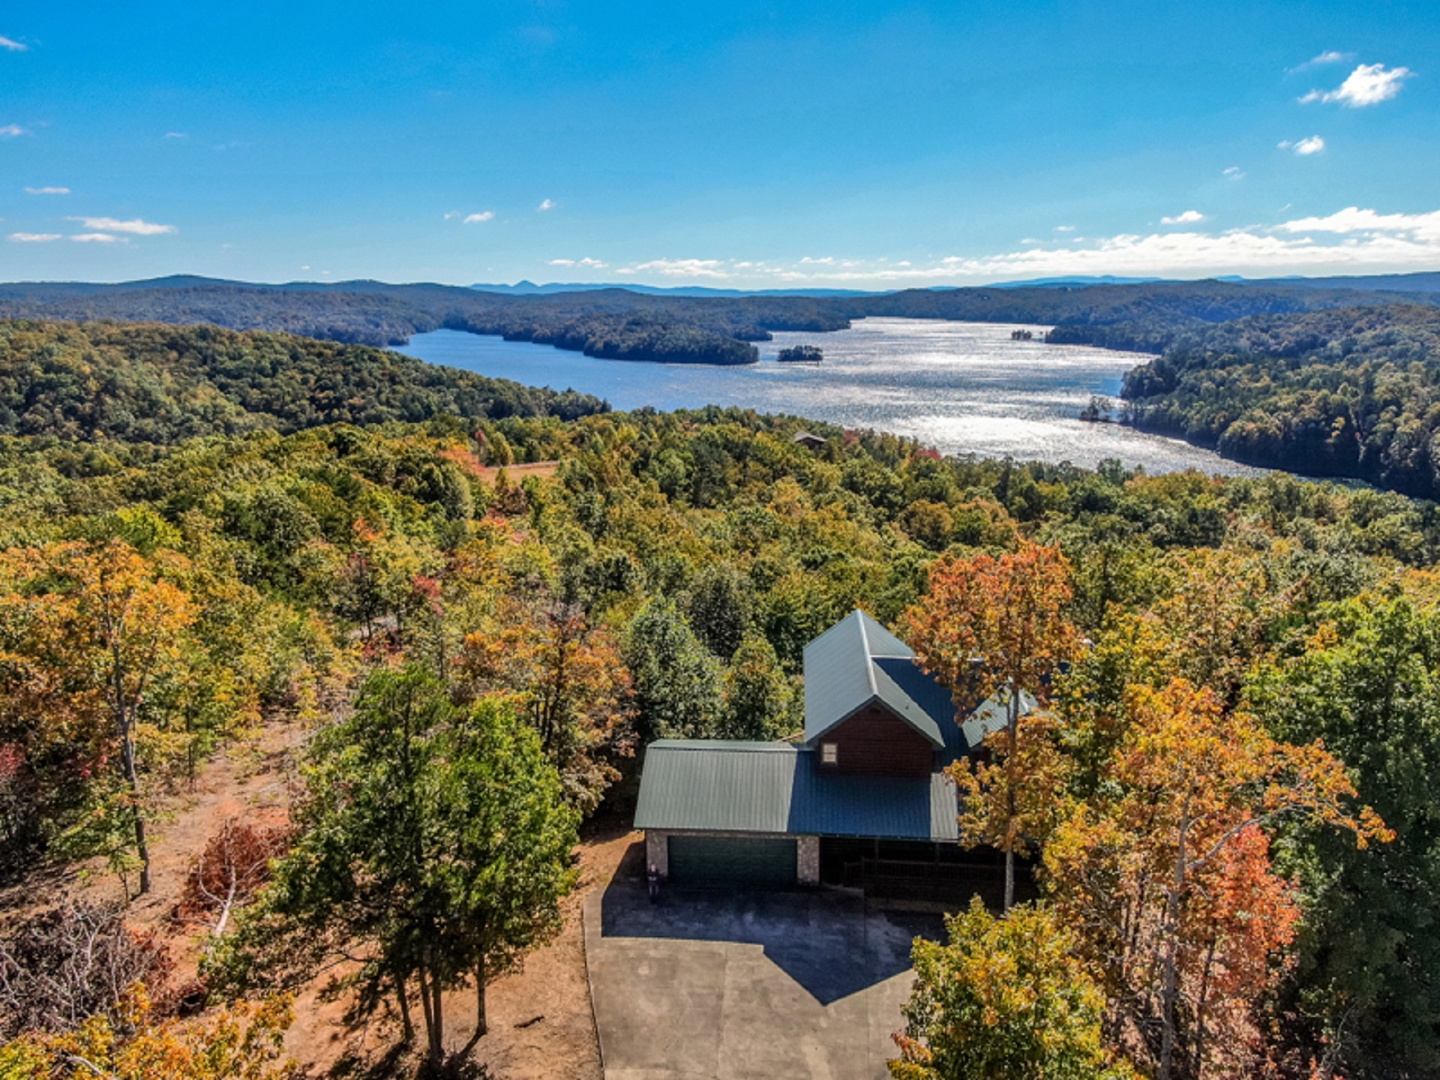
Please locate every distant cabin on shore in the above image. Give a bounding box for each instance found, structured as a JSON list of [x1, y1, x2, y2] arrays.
[[1010, 329, 1034, 341]]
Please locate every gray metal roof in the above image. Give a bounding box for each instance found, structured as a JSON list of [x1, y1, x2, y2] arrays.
[[802, 610, 951, 748], [959, 689, 1038, 751], [634, 739, 960, 842]]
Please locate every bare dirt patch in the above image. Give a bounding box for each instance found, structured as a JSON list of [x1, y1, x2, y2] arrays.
[[3, 717, 637, 1080], [476, 461, 562, 485], [443, 821, 639, 1080]]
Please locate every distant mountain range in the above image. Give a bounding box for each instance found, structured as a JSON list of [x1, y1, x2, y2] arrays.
[[467, 280, 883, 298], [468, 271, 1440, 297], [1, 272, 1436, 365], [1240, 271, 1440, 294], [5, 270, 1438, 302]]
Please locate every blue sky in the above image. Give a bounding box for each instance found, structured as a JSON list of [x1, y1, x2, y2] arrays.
[[1, 1, 1437, 287]]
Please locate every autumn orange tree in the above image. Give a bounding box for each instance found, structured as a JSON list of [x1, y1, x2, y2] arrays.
[[458, 597, 634, 812], [904, 541, 1081, 909], [1043, 679, 1389, 1080], [0, 541, 200, 895]]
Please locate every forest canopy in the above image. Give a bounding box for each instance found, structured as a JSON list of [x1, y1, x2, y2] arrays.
[[1117, 304, 1440, 497], [2, 315, 1440, 1075], [0, 275, 1428, 363], [0, 319, 606, 443]]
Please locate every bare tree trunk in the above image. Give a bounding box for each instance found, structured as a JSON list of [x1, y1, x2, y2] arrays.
[[416, 961, 446, 1069], [458, 956, 488, 1058], [477, 956, 486, 1037], [395, 972, 415, 1044], [109, 630, 151, 898], [416, 964, 436, 1059], [428, 961, 445, 1069], [119, 716, 151, 896], [1158, 806, 1191, 1080], [1193, 937, 1217, 1080], [1004, 686, 1019, 911], [211, 874, 238, 936], [1159, 921, 1179, 1080]]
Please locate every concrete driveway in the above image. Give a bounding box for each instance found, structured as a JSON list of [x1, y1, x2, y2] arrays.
[[583, 874, 940, 1080]]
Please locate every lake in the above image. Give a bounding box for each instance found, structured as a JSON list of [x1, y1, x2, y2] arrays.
[[398, 318, 1261, 476]]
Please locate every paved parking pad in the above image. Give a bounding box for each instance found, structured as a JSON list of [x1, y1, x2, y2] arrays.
[[584, 880, 940, 1080]]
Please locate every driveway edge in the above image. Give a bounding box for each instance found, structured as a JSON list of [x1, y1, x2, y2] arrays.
[[581, 890, 609, 1079]]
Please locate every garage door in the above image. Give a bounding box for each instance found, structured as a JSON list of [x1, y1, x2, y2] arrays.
[[667, 835, 797, 887]]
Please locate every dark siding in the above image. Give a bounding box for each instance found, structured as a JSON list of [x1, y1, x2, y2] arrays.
[[816, 705, 935, 778]]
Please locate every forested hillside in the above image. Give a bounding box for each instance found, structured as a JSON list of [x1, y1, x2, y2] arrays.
[[0, 319, 606, 442], [1, 396, 1439, 1075], [1, 322, 1440, 1077], [1118, 304, 1440, 496], [0, 276, 1426, 363]]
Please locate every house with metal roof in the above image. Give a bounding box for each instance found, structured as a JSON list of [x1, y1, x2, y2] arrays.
[[635, 610, 1031, 892]]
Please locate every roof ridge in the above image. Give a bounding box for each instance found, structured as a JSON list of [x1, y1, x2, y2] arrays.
[[653, 741, 803, 753], [856, 611, 879, 698], [859, 609, 914, 656]]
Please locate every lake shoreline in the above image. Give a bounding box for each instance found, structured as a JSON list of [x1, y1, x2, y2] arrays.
[[398, 319, 1266, 478]]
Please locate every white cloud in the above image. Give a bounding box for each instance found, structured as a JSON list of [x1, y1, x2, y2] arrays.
[[1162, 210, 1206, 225], [537, 198, 555, 212], [163, 131, 187, 140], [70, 233, 119, 243], [9, 232, 59, 243], [0, 124, 27, 138], [0, 36, 26, 52], [627, 258, 727, 279], [1276, 205, 1440, 241], [300, 265, 311, 271], [1279, 135, 1326, 155], [24, 186, 69, 195], [1289, 50, 1348, 72], [549, 256, 607, 268], [606, 204, 1440, 288], [1223, 166, 1245, 180], [463, 211, 494, 223], [1054, 225, 1075, 232], [69, 216, 175, 236], [1301, 63, 1413, 106]]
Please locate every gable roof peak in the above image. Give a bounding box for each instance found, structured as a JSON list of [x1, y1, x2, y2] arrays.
[[803, 609, 946, 748]]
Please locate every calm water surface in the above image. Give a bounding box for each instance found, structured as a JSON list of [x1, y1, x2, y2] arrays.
[[399, 318, 1261, 476]]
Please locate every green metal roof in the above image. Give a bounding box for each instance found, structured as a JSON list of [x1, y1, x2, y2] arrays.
[[633, 612, 1045, 842], [802, 610, 950, 748], [634, 739, 959, 841]]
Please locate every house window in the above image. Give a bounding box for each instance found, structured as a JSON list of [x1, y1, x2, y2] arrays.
[[821, 742, 838, 766]]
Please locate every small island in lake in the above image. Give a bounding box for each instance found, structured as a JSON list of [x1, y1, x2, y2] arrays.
[[1079, 394, 1117, 423], [777, 344, 824, 363]]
